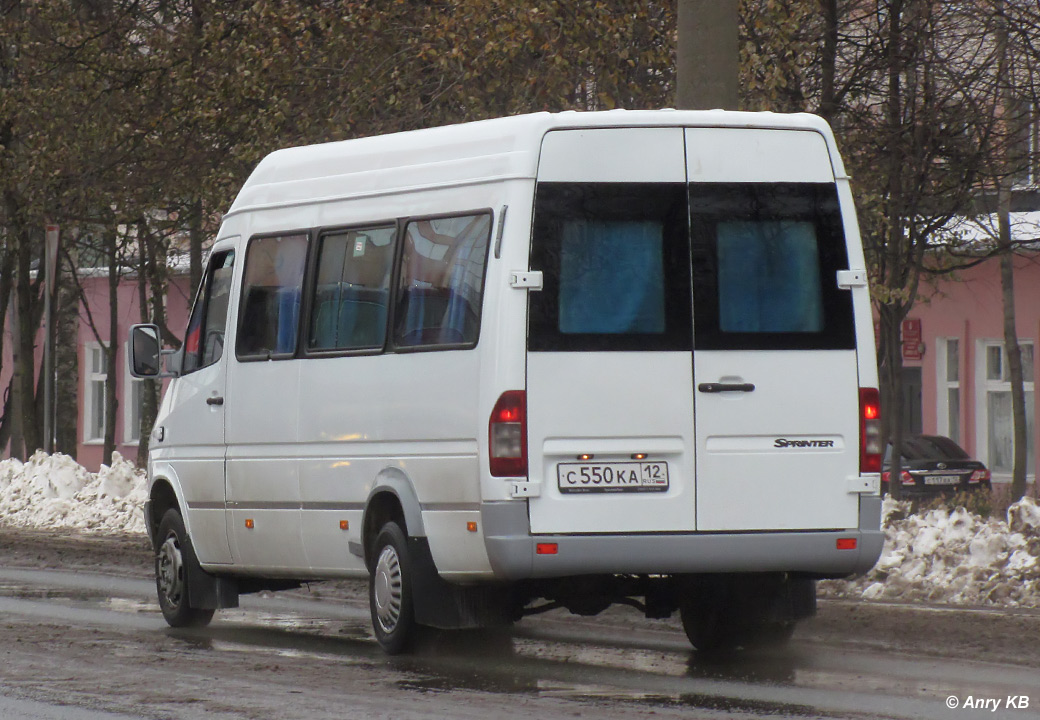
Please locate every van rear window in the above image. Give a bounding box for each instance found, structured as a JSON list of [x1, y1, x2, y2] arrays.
[[528, 183, 692, 352], [690, 183, 855, 351]]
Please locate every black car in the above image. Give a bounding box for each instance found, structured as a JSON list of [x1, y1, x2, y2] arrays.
[[882, 435, 991, 496]]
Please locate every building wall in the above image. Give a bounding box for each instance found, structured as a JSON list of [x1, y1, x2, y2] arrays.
[[74, 274, 193, 471], [910, 253, 1040, 481], [1, 272, 192, 472]]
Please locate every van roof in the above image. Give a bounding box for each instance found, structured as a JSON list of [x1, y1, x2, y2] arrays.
[[226, 110, 840, 218]]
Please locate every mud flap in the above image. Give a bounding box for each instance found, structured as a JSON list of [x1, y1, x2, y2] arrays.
[[407, 537, 513, 629], [185, 561, 240, 610]]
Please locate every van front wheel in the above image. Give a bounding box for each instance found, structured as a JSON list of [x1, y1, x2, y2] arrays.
[[369, 521, 417, 654], [155, 508, 215, 628]]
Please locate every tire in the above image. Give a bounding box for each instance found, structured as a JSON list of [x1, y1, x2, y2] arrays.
[[679, 578, 800, 653], [369, 521, 418, 654], [680, 596, 741, 653], [155, 508, 216, 628]]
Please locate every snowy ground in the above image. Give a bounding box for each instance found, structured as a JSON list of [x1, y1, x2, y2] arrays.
[[0, 452, 146, 535], [2, 452, 1040, 608], [819, 495, 1040, 608]]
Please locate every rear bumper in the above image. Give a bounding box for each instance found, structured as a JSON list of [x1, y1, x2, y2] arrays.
[[481, 496, 884, 580]]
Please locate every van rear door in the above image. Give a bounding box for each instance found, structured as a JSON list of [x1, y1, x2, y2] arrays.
[[685, 128, 861, 531], [525, 128, 697, 534]]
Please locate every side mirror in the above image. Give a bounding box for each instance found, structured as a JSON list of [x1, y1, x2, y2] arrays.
[[128, 324, 163, 378]]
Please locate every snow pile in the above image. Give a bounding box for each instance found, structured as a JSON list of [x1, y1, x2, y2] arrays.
[[0, 451, 146, 534], [822, 496, 1040, 607]]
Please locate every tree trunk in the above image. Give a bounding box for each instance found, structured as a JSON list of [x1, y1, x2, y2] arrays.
[[188, 196, 204, 300], [12, 230, 40, 456], [818, 0, 839, 123], [998, 193, 1028, 502], [102, 228, 119, 466], [136, 227, 158, 467], [880, 305, 906, 499], [994, 0, 1028, 503], [55, 247, 80, 458]]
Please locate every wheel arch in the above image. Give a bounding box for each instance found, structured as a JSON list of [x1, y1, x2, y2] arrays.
[[362, 469, 425, 571], [146, 467, 188, 550]]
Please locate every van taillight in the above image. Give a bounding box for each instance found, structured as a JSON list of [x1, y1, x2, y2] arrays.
[[490, 390, 527, 477], [860, 388, 882, 473]]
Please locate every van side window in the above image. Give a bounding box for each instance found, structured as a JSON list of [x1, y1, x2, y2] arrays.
[[182, 250, 236, 374], [528, 183, 692, 352], [237, 234, 308, 359], [690, 183, 855, 351], [393, 213, 491, 349], [308, 226, 396, 351]]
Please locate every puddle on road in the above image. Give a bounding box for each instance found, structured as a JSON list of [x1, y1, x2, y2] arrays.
[[392, 627, 823, 718]]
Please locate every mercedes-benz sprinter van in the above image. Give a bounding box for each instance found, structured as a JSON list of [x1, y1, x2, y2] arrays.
[[129, 110, 883, 654]]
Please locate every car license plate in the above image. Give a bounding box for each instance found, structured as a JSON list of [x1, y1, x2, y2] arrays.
[[924, 475, 961, 486], [557, 462, 669, 494]]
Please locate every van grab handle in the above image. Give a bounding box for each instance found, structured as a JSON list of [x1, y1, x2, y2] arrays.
[[698, 383, 755, 393]]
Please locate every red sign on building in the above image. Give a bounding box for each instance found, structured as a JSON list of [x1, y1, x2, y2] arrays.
[[902, 318, 923, 361]]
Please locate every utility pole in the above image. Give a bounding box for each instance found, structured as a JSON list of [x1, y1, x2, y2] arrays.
[[676, 0, 739, 110]]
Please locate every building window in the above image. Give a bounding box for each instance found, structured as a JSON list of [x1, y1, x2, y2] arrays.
[[123, 343, 146, 444], [977, 340, 1035, 475], [937, 338, 961, 443], [84, 343, 107, 443]]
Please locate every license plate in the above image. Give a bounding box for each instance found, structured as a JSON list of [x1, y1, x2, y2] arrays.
[[924, 475, 961, 486], [557, 462, 669, 494]]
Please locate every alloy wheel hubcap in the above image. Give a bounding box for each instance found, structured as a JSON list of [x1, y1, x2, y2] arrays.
[[373, 544, 403, 633], [157, 535, 185, 607]]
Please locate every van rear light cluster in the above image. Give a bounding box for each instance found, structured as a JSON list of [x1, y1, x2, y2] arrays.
[[860, 388, 882, 473], [489, 390, 527, 477], [969, 469, 990, 483]]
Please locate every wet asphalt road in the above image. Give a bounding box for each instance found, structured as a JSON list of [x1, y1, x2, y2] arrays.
[[0, 566, 1038, 720]]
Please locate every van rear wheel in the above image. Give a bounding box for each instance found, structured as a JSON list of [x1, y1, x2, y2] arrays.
[[155, 508, 215, 628], [369, 521, 418, 654]]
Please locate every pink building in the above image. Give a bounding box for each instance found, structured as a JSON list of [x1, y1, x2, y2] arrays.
[[73, 272, 192, 471], [903, 251, 1040, 483], [1, 269, 191, 472]]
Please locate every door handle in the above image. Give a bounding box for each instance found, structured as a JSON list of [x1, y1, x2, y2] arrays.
[[206, 396, 225, 406], [698, 383, 755, 393]]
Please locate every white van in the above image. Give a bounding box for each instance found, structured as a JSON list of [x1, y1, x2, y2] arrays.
[[129, 110, 883, 654]]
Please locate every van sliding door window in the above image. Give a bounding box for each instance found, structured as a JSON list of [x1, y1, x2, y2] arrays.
[[308, 226, 395, 352], [689, 183, 854, 351], [236, 234, 308, 360], [182, 250, 236, 374], [392, 213, 491, 349], [528, 183, 691, 352]]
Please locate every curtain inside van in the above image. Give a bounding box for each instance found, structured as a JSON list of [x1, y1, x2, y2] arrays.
[[715, 220, 823, 334], [558, 220, 665, 335]]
